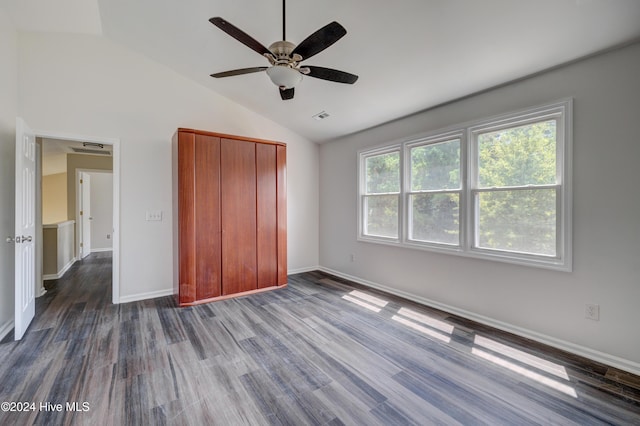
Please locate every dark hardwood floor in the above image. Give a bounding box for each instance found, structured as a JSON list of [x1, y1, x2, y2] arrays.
[[0, 252, 639, 425]]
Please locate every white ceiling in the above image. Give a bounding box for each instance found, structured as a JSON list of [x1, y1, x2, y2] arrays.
[[40, 138, 112, 175], [0, 0, 101, 34], [4, 0, 640, 143]]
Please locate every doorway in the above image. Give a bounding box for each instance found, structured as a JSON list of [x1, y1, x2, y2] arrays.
[[37, 132, 120, 305], [75, 170, 114, 261]]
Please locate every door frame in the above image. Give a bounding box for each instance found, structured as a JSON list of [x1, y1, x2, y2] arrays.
[[36, 130, 121, 304], [75, 170, 93, 260]]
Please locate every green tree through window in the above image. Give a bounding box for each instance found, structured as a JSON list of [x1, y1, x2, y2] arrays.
[[363, 151, 400, 238], [476, 120, 557, 256], [358, 100, 570, 270], [409, 139, 461, 245]]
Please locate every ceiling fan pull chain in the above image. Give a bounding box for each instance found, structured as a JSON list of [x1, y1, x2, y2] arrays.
[[283, 0, 286, 41]]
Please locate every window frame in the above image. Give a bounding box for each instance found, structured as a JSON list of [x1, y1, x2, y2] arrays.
[[357, 99, 573, 271], [404, 132, 465, 250], [358, 144, 403, 244]]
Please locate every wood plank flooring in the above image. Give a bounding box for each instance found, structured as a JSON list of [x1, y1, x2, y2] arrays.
[[1, 252, 639, 425]]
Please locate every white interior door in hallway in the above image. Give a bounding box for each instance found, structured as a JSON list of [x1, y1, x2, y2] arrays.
[[14, 118, 36, 340], [79, 172, 91, 258]]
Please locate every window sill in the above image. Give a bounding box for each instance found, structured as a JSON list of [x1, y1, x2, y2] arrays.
[[358, 235, 572, 272]]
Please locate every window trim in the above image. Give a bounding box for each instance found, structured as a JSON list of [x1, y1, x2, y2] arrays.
[[357, 99, 573, 271], [358, 144, 403, 244], [404, 132, 465, 249]]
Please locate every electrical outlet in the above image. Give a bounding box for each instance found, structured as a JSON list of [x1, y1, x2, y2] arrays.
[[146, 210, 163, 221], [585, 304, 600, 321]]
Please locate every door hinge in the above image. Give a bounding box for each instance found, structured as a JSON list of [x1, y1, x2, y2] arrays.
[[80, 243, 83, 247], [80, 210, 83, 216], [80, 179, 83, 184]]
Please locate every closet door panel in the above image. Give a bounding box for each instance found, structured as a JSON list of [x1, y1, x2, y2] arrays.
[[195, 134, 222, 299], [276, 145, 287, 285], [256, 143, 278, 288], [221, 139, 257, 294], [177, 131, 196, 304]]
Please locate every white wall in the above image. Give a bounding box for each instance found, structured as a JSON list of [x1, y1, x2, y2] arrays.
[[18, 32, 319, 300], [88, 172, 113, 251], [320, 42, 640, 372], [0, 9, 17, 338]]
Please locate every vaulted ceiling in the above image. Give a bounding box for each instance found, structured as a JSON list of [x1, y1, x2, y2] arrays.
[[3, 0, 640, 143]]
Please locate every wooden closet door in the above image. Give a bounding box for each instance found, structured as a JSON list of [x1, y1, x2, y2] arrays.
[[221, 139, 257, 294], [195, 134, 221, 299], [276, 145, 287, 285], [177, 131, 196, 304], [256, 144, 278, 288]]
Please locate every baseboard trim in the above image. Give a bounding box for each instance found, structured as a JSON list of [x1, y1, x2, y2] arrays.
[[0, 319, 14, 341], [91, 248, 113, 253], [288, 265, 321, 275], [116, 268, 323, 303], [43, 257, 77, 281], [318, 266, 640, 377], [118, 288, 174, 304]]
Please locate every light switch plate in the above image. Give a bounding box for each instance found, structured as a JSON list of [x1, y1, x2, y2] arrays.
[[146, 210, 162, 221]]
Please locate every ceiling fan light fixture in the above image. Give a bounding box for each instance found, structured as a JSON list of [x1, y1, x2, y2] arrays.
[[266, 65, 302, 89]]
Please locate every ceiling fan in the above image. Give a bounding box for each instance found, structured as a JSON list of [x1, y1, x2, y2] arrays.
[[209, 0, 358, 100]]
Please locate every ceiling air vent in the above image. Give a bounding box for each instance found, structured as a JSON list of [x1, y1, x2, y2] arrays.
[[312, 111, 330, 121], [71, 147, 112, 155]]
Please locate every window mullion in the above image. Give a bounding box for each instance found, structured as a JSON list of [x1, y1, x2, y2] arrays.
[[465, 129, 476, 252]]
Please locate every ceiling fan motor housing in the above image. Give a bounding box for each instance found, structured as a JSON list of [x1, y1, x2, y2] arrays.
[[266, 41, 303, 65]]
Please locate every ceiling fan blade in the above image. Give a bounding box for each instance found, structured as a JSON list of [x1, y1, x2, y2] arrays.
[[209, 17, 272, 57], [305, 66, 358, 84], [280, 87, 295, 100], [291, 21, 347, 61], [211, 67, 268, 78]]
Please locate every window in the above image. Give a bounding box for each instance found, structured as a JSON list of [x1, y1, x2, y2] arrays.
[[408, 136, 462, 246], [361, 148, 401, 239], [472, 120, 558, 257], [358, 100, 572, 271]]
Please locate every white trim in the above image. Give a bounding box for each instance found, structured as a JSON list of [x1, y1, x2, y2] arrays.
[[357, 145, 403, 242], [0, 320, 14, 341], [90, 248, 113, 253], [288, 265, 321, 275], [35, 129, 121, 305], [118, 288, 174, 304], [118, 268, 320, 302], [43, 257, 76, 280], [42, 220, 75, 229], [318, 266, 640, 377], [112, 140, 120, 304]]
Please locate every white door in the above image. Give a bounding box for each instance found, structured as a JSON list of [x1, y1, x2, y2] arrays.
[[14, 118, 36, 340], [80, 173, 91, 258]]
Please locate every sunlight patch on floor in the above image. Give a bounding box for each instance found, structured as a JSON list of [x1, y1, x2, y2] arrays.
[[342, 295, 382, 312], [474, 335, 569, 380], [391, 314, 451, 343], [472, 335, 577, 398], [396, 307, 454, 335], [341, 289, 390, 312]]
